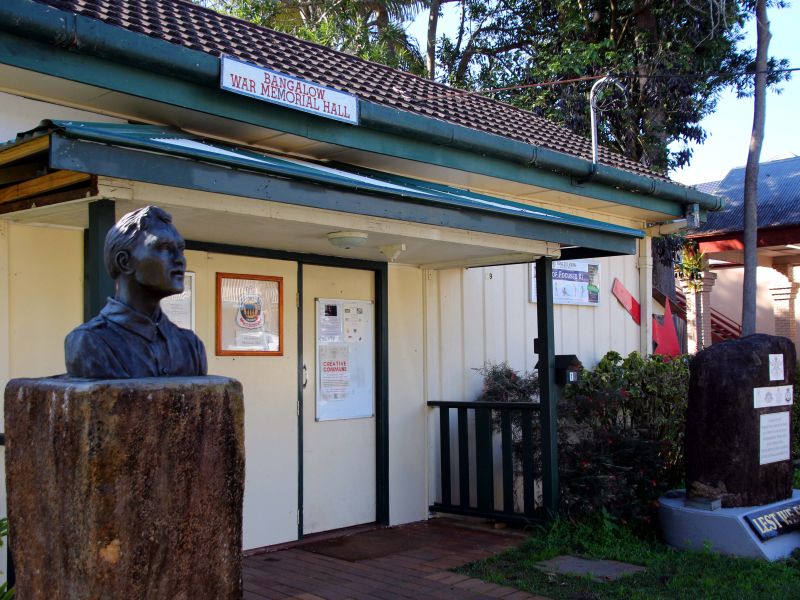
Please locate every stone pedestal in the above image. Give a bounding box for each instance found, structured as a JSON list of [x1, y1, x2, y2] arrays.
[[686, 334, 795, 507], [4, 376, 244, 600]]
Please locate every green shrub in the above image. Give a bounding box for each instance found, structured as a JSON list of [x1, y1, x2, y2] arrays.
[[559, 351, 689, 526]]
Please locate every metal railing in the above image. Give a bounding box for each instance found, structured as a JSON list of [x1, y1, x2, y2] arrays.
[[427, 400, 544, 524]]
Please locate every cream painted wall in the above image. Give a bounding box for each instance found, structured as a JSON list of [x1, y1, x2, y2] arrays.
[[185, 250, 300, 549], [0, 91, 123, 143], [709, 264, 800, 344], [387, 265, 428, 526], [6, 223, 84, 379], [0, 220, 84, 584]]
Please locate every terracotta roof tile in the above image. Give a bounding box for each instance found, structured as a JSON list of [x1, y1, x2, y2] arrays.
[[35, 0, 665, 180]]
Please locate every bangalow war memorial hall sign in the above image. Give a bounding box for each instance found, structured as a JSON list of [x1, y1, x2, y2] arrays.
[[221, 56, 359, 125]]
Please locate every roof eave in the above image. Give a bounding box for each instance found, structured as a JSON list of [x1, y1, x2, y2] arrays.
[[0, 0, 724, 214]]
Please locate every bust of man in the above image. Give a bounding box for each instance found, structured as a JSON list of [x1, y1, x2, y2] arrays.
[[65, 206, 207, 378]]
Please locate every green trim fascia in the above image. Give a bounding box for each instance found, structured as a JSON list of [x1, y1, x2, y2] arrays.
[[0, 4, 717, 217], [41, 120, 641, 240], [50, 135, 638, 255]]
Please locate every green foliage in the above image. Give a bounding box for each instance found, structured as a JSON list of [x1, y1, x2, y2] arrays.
[[459, 515, 800, 599], [559, 351, 690, 526], [674, 240, 708, 292], [476, 362, 539, 404], [0, 518, 12, 599], [194, 0, 426, 74]]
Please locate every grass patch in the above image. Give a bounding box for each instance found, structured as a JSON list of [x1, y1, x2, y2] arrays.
[[458, 515, 800, 600]]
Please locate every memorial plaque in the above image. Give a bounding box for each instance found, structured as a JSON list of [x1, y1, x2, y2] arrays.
[[753, 385, 794, 409], [769, 354, 785, 381], [745, 500, 800, 541], [760, 411, 791, 465]]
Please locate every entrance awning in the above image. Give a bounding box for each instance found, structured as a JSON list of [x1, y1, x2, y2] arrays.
[[1, 121, 643, 259]]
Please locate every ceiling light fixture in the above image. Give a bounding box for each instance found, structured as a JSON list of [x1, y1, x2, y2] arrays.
[[327, 231, 368, 249]]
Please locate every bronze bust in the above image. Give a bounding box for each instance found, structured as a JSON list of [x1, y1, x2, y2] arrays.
[[65, 206, 207, 378]]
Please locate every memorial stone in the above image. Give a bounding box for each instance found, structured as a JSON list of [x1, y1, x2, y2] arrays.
[[685, 333, 795, 507]]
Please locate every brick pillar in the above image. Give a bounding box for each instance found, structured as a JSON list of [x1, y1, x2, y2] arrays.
[[680, 271, 717, 354], [770, 264, 798, 343]]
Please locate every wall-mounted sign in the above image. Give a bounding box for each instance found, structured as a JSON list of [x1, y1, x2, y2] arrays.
[[216, 272, 283, 356], [530, 260, 601, 306], [316, 299, 374, 421], [221, 56, 359, 125]]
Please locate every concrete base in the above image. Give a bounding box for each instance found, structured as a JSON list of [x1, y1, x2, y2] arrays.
[[659, 489, 800, 561]]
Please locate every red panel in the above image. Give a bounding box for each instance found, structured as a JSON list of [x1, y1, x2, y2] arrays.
[[611, 278, 641, 325], [653, 301, 681, 356]]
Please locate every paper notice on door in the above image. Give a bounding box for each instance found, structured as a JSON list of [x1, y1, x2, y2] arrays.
[[319, 345, 350, 402], [343, 303, 366, 343], [318, 302, 343, 342]]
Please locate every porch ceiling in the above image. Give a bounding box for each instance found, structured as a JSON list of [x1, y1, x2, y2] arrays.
[[3, 191, 558, 268]]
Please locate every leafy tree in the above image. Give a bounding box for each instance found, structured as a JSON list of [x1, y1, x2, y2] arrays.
[[436, 0, 788, 173], [194, 0, 427, 74]]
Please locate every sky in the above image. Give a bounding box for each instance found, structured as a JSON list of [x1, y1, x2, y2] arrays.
[[407, 3, 800, 187]]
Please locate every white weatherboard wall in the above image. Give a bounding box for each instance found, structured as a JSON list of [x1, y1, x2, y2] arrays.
[[425, 256, 641, 406]]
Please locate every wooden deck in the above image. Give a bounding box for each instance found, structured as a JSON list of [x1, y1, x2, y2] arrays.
[[243, 518, 550, 600]]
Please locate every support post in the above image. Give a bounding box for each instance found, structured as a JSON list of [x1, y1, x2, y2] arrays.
[[638, 237, 654, 355], [770, 264, 798, 346], [535, 256, 558, 514], [680, 271, 717, 353], [84, 200, 116, 321]]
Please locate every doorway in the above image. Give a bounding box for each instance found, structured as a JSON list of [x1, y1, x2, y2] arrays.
[[301, 264, 377, 534]]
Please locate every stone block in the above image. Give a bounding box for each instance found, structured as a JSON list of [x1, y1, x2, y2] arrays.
[[5, 376, 244, 600], [686, 334, 795, 507]]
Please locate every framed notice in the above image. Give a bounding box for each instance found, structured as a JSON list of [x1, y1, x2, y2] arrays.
[[216, 273, 283, 356], [160, 271, 195, 331], [316, 299, 375, 421], [530, 260, 601, 306]]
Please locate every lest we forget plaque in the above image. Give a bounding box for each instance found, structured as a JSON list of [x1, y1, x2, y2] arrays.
[[5, 206, 245, 599]]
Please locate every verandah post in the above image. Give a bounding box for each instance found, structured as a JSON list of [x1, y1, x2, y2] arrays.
[[535, 256, 559, 514]]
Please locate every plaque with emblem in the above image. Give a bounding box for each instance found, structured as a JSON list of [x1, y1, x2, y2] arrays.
[[216, 273, 283, 356]]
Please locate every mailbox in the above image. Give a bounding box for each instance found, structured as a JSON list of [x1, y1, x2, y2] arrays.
[[533, 343, 583, 387]]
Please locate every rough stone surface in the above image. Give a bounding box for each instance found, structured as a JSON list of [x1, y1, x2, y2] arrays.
[[686, 334, 795, 507], [5, 376, 244, 600]]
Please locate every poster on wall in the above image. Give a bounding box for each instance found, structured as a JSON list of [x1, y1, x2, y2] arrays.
[[529, 260, 601, 306], [316, 299, 374, 421], [216, 273, 283, 355], [160, 271, 195, 331]]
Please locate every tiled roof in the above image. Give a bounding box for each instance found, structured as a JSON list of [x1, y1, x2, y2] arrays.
[[693, 155, 800, 236], [34, 0, 666, 180]]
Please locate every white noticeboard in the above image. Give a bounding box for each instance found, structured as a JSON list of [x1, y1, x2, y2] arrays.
[[160, 271, 195, 331], [316, 299, 375, 421]]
